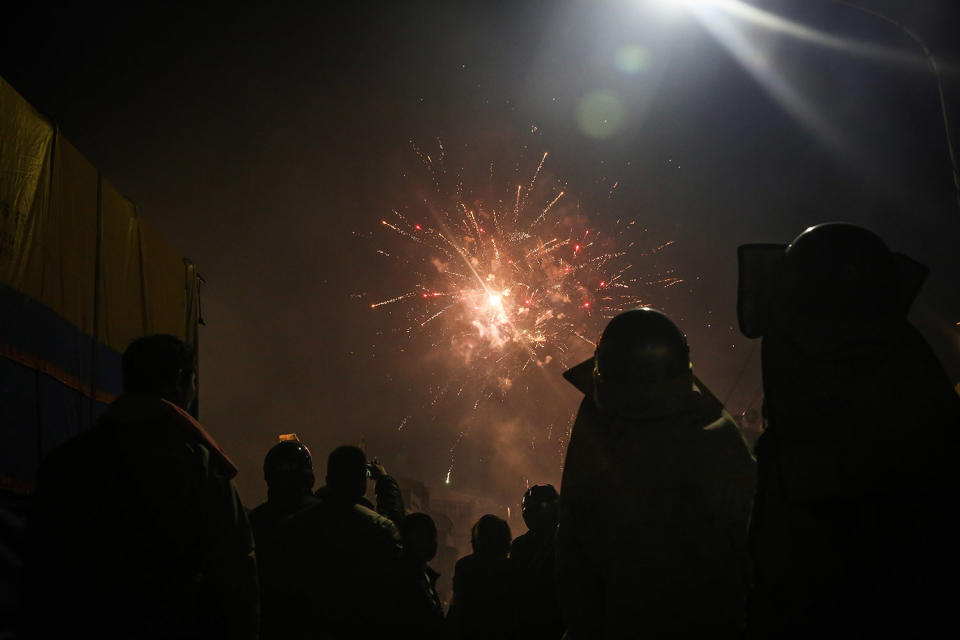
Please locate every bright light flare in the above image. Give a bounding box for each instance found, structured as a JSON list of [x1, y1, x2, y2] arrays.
[[645, 0, 945, 165], [647, 0, 719, 20]]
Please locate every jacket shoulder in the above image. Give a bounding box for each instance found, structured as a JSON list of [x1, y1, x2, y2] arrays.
[[353, 502, 400, 535], [701, 417, 755, 462]]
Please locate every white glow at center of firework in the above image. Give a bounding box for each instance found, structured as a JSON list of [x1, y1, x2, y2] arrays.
[[372, 142, 682, 486]]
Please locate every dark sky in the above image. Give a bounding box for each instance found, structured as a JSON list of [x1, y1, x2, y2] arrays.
[[4, 0, 959, 510]]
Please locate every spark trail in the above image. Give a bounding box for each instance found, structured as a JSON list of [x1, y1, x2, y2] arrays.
[[369, 141, 681, 482]]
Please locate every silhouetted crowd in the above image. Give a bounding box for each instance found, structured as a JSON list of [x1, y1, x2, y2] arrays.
[[16, 223, 960, 639]]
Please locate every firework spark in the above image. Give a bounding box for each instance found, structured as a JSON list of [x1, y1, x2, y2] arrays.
[[370, 141, 681, 482]]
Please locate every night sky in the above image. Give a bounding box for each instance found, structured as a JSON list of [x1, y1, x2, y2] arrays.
[[4, 0, 959, 514]]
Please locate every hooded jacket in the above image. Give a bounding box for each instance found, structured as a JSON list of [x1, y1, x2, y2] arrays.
[[557, 369, 755, 639]]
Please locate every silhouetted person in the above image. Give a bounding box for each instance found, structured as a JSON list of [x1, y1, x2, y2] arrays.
[[270, 445, 403, 639], [738, 223, 960, 638], [316, 453, 405, 525], [397, 512, 445, 639], [20, 334, 257, 640], [251, 439, 320, 539], [558, 308, 755, 639], [431, 511, 459, 607], [449, 514, 516, 640], [510, 485, 563, 640], [251, 439, 320, 640]]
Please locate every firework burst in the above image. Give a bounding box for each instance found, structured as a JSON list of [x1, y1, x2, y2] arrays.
[[368, 140, 681, 482]]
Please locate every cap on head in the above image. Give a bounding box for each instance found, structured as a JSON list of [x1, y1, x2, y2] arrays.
[[471, 514, 511, 559], [521, 484, 559, 532], [400, 512, 438, 563], [263, 440, 314, 489], [737, 223, 928, 338], [785, 223, 894, 300], [595, 308, 690, 384]]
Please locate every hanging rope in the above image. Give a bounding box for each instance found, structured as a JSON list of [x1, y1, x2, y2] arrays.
[[722, 340, 759, 408]]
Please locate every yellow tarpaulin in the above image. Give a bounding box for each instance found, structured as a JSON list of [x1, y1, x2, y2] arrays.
[[1, 74, 198, 354], [1, 73, 203, 490], [0, 75, 54, 295], [47, 137, 99, 337]]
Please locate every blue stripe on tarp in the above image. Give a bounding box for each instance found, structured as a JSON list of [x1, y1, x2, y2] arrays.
[[0, 285, 119, 490], [0, 358, 40, 486], [37, 374, 91, 457], [96, 342, 123, 399], [0, 285, 94, 390], [0, 285, 124, 398], [0, 355, 111, 491]]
